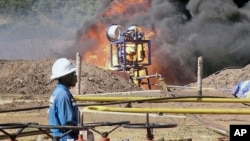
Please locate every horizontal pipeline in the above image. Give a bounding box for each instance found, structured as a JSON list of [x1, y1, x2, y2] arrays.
[[74, 96, 250, 103], [84, 106, 250, 114]]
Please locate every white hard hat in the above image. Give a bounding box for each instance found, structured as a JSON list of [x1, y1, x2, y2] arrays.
[[50, 58, 77, 80]]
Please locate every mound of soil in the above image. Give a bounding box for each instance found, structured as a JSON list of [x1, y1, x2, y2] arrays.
[[0, 59, 140, 95], [190, 65, 250, 91], [1, 58, 250, 95]]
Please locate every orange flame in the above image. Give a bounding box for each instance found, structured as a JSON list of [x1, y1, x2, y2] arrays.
[[78, 0, 164, 89], [81, 0, 151, 69], [81, 23, 110, 68]]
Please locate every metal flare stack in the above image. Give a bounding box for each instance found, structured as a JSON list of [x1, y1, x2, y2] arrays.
[[106, 24, 167, 90]]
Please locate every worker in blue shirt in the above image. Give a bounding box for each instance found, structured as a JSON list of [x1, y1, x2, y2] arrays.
[[49, 58, 79, 141]]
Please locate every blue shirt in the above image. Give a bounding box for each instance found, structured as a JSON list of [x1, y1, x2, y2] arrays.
[[49, 83, 79, 141]]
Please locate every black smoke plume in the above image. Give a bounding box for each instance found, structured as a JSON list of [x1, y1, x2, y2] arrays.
[[76, 0, 250, 85]]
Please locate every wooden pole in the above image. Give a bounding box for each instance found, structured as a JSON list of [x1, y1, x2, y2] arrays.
[[197, 56, 203, 96], [76, 52, 82, 95]]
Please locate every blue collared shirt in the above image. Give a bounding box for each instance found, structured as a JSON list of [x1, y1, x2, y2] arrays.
[[49, 83, 79, 141]]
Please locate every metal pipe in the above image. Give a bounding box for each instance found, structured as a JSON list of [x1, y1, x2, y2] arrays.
[[135, 74, 159, 80], [74, 96, 250, 103], [0, 130, 50, 140], [84, 106, 250, 114]]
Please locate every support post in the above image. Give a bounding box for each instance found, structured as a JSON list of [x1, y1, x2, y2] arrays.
[[76, 52, 82, 95], [197, 56, 203, 96]]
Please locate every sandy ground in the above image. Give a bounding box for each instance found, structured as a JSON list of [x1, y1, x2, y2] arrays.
[[1, 89, 249, 141]]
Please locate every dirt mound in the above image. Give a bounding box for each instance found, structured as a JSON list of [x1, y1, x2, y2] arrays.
[[194, 65, 250, 90], [1, 58, 250, 95], [0, 59, 140, 95]]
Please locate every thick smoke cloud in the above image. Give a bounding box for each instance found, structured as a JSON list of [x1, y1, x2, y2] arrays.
[[76, 0, 250, 85]]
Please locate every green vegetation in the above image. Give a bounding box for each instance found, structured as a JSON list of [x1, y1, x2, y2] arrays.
[[0, 0, 97, 40]]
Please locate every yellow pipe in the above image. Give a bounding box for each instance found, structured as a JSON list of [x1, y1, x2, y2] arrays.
[[74, 96, 250, 103], [84, 106, 250, 114]]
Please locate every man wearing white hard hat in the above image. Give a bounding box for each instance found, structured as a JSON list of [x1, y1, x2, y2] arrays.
[[48, 58, 79, 141]]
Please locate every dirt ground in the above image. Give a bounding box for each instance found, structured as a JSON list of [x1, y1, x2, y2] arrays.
[[1, 59, 250, 141]]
